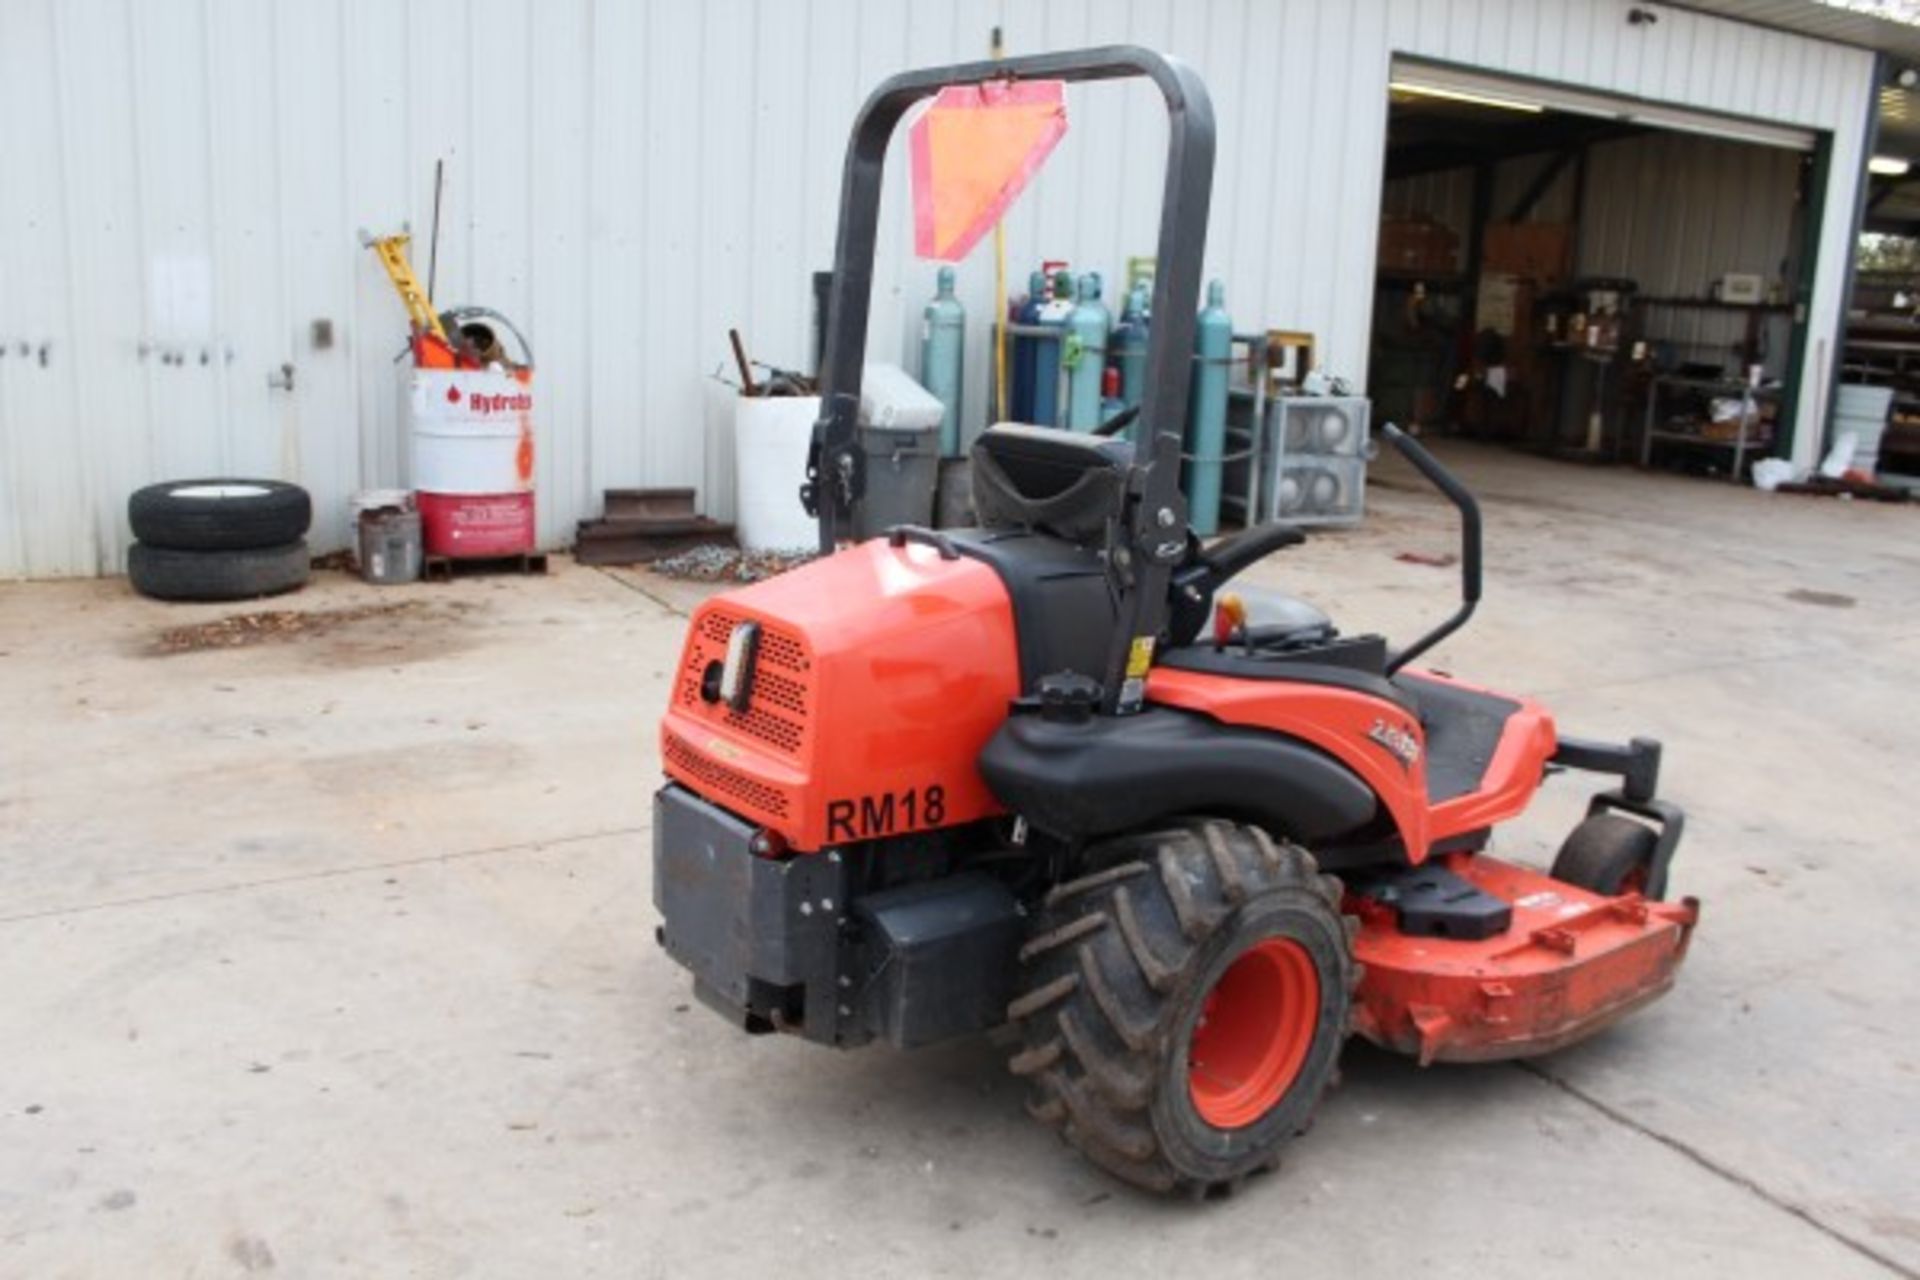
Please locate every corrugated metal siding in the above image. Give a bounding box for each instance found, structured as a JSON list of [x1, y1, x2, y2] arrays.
[[0, 0, 1877, 578], [1381, 170, 1478, 244], [1580, 131, 1803, 376], [1491, 152, 1579, 225], [1383, 151, 1578, 246], [1580, 134, 1804, 291]]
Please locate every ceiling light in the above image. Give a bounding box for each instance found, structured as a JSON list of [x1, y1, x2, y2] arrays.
[[1870, 155, 1912, 175], [1388, 81, 1544, 113]]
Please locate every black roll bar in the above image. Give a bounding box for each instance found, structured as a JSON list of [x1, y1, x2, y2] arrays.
[[805, 45, 1215, 714]]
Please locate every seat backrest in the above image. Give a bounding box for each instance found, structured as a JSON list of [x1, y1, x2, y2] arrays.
[[970, 424, 1134, 544]]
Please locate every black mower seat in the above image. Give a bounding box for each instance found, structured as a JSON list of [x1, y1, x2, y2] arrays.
[[971, 424, 1133, 544], [1393, 673, 1521, 803]]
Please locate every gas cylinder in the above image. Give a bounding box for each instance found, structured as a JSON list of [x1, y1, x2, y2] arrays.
[[1031, 272, 1074, 428], [1112, 281, 1151, 411], [1064, 273, 1112, 432], [921, 266, 966, 456], [1185, 278, 1232, 536], [1010, 270, 1045, 423]]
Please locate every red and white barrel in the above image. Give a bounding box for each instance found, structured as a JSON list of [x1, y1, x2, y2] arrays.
[[409, 367, 535, 557]]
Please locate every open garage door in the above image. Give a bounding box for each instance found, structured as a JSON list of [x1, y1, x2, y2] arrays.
[[1373, 57, 1823, 481]]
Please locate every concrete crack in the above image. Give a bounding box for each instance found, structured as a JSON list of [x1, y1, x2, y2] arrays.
[[591, 566, 689, 617], [1517, 1060, 1916, 1278]]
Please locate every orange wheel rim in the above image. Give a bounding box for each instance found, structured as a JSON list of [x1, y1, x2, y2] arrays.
[[1187, 937, 1320, 1129]]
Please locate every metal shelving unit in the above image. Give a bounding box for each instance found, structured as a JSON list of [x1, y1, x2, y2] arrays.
[[1640, 374, 1777, 480]]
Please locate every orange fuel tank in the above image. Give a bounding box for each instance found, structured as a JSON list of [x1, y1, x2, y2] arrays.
[[659, 539, 1022, 851]]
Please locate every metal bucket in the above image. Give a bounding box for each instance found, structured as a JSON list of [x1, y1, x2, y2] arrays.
[[357, 506, 422, 585], [348, 489, 413, 570]]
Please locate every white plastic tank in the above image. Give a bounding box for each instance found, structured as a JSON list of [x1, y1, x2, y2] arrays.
[[734, 394, 822, 552]]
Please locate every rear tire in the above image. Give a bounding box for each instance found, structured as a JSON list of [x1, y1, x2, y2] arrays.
[[1006, 820, 1354, 1196], [128, 540, 311, 602], [128, 479, 311, 551], [1553, 813, 1663, 899]]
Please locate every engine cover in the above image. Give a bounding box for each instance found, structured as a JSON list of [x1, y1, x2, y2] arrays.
[[659, 538, 1022, 850]]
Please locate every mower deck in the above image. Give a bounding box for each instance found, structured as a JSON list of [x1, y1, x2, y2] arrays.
[[1349, 854, 1700, 1065]]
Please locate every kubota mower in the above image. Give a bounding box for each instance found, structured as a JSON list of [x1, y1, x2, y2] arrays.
[[652, 47, 1698, 1195]]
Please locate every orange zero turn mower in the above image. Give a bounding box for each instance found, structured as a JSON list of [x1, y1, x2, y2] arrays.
[[651, 46, 1698, 1196]]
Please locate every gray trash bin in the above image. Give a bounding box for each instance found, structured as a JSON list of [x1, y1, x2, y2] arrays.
[[854, 424, 942, 539], [854, 362, 946, 540]]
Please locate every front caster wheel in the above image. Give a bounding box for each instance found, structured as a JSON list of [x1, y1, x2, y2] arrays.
[[1006, 820, 1354, 1196], [1553, 812, 1664, 899]]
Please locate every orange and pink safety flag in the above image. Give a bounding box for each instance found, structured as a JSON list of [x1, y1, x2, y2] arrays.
[[909, 80, 1069, 262]]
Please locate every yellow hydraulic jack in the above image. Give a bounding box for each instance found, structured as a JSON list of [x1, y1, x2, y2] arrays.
[[359, 229, 448, 343]]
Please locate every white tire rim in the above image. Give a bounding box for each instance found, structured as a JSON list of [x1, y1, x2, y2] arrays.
[[169, 483, 272, 500]]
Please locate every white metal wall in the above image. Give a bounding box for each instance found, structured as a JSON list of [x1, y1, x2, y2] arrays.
[[0, 0, 1876, 579]]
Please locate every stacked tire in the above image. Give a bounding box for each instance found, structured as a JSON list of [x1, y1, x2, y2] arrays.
[[127, 480, 313, 602]]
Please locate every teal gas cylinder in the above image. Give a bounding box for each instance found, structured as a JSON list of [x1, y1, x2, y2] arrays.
[[1064, 273, 1112, 431], [1031, 273, 1074, 427], [920, 266, 966, 456], [1113, 281, 1151, 411], [1185, 278, 1232, 536], [1010, 270, 1045, 423]]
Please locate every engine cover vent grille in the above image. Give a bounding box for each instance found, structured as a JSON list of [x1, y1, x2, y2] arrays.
[[677, 609, 812, 758], [662, 729, 790, 820]]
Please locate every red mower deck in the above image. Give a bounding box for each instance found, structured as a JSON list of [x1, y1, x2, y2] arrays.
[[1350, 854, 1701, 1065]]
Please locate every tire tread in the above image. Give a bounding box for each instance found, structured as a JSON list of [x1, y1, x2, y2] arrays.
[[128, 479, 311, 551], [1006, 819, 1353, 1196], [127, 540, 311, 602], [1553, 813, 1662, 898]]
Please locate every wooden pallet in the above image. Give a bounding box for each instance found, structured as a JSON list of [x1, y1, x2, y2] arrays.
[[424, 551, 550, 581]]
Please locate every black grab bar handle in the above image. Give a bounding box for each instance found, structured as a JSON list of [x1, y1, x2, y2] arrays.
[[1382, 422, 1482, 675]]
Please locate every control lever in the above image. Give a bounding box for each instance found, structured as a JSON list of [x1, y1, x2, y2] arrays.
[[1093, 404, 1140, 438]]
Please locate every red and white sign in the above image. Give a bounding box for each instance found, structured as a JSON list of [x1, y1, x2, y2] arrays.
[[410, 368, 536, 494]]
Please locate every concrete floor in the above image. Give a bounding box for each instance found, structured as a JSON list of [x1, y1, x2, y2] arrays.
[[1, 443, 1916, 1278]]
